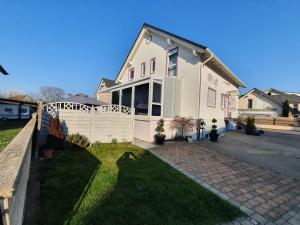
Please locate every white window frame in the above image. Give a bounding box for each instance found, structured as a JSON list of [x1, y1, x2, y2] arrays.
[[207, 88, 216, 108], [151, 80, 162, 116], [167, 47, 178, 77]]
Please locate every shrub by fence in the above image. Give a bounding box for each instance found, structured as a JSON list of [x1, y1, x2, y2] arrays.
[[0, 115, 36, 225]]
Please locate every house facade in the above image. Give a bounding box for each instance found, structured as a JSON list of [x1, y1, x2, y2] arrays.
[[96, 23, 246, 142], [239, 88, 300, 117]]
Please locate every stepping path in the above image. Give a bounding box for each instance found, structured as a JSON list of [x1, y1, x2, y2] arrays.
[[149, 142, 300, 225]]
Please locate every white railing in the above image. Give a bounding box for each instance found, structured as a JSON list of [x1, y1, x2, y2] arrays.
[[43, 102, 133, 115], [94, 105, 132, 115]]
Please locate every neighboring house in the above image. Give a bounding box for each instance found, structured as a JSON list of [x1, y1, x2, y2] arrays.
[[97, 23, 246, 142], [0, 98, 37, 120], [239, 88, 300, 117], [0, 65, 9, 75], [62, 93, 104, 107], [95, 78, 117, 104]]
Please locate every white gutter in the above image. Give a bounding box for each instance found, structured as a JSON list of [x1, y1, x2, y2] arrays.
[[197, 49, 214, 118]]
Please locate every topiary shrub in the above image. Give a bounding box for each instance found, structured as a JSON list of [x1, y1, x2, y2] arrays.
[[47, 115, 65, 151], [66, 133, 90, 149], [245, 117, 257, 135]]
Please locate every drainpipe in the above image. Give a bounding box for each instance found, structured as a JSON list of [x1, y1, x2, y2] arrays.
[[197, 48, 214, 118]]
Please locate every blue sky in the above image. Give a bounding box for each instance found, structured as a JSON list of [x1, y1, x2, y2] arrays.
[[0, 0, 299, 96]]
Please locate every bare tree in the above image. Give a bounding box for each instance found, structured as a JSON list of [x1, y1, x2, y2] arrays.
[[39, 86, 66, 103], [170, 116, 195, 138]]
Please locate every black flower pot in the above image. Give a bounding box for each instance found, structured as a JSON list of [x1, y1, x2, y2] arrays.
[[209, 130, 219, 142], [155, 134, 166, 145], [245, 128, 256, 135]]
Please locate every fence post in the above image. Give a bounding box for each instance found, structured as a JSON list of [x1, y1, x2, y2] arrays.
[[35, 100, 43, 158]]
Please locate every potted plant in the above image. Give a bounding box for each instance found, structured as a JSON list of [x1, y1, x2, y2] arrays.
[[154, 119, 166, 145], [209, 118, 219, 142], [187, 136, 193, 143], [245, 117, 257, 135], [170, 116, 195, 141]]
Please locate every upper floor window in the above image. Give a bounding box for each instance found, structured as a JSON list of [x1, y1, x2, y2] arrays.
[[207, 88, 216, 107], [248, 99, 253, 109], [150, 58, 156, 74], [129, 68, 134, 81], [168, 47, 178, 77], [141, 62, 146, 77]]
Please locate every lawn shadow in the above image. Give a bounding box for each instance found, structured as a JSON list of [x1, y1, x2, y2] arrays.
[[75, 149, 242, 225], [39, 143, 102, 225]]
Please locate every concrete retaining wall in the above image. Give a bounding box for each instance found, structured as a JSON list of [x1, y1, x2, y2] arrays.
[[0, 115, 36, 225]]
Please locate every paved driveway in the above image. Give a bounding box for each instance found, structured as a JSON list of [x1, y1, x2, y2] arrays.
[[199, 130, 300, 180], [151, 142, 300, 225]]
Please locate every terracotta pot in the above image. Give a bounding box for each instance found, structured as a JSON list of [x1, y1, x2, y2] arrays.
[[43, 149, 54, 160]]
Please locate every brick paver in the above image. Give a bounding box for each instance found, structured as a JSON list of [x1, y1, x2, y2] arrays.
[[150, 142, 300, 225]]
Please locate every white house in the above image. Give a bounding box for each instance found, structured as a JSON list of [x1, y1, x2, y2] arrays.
[[96, 23, 246, 142]]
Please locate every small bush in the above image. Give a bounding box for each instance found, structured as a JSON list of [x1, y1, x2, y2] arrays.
[[245, 117, 256, 130], [155, 119, 165, 135], [66, 133, 90, 149], [211, 118, 217, 131], [47, 116, 65, 151], [111, 138, 117, 144]]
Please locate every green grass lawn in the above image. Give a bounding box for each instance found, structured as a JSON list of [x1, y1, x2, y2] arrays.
[[40, 144, 243, 225], [0, 120, 28, 152]]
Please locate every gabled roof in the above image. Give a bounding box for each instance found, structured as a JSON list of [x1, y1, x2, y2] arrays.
[[62, 93, 104, 106], [271, 93, 300, 104], [241, 88, 300, 105], [0, 65, 9, 75], [264, 88, 285, 95], [114, 23, 246, 88], [240, 88, 283, 105], [102, 78, 117, 88]]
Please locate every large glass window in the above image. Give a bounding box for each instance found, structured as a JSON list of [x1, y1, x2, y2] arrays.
[[168, 48, 178, 77], [152, 82, 161, 103], [152, 82, 162, 116], [121, 87, 132, 108], [207, 88, 216, 107], [134, 83, 149, 115], [112, 91, 120, 105]]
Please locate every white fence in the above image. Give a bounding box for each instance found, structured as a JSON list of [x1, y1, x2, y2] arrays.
[[41, 102, 134, 144], [0, 114, 36, 225]]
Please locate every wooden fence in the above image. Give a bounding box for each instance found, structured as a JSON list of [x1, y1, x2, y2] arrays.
[[0, 114, 36, 225], [240, 116, 300, 127]]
